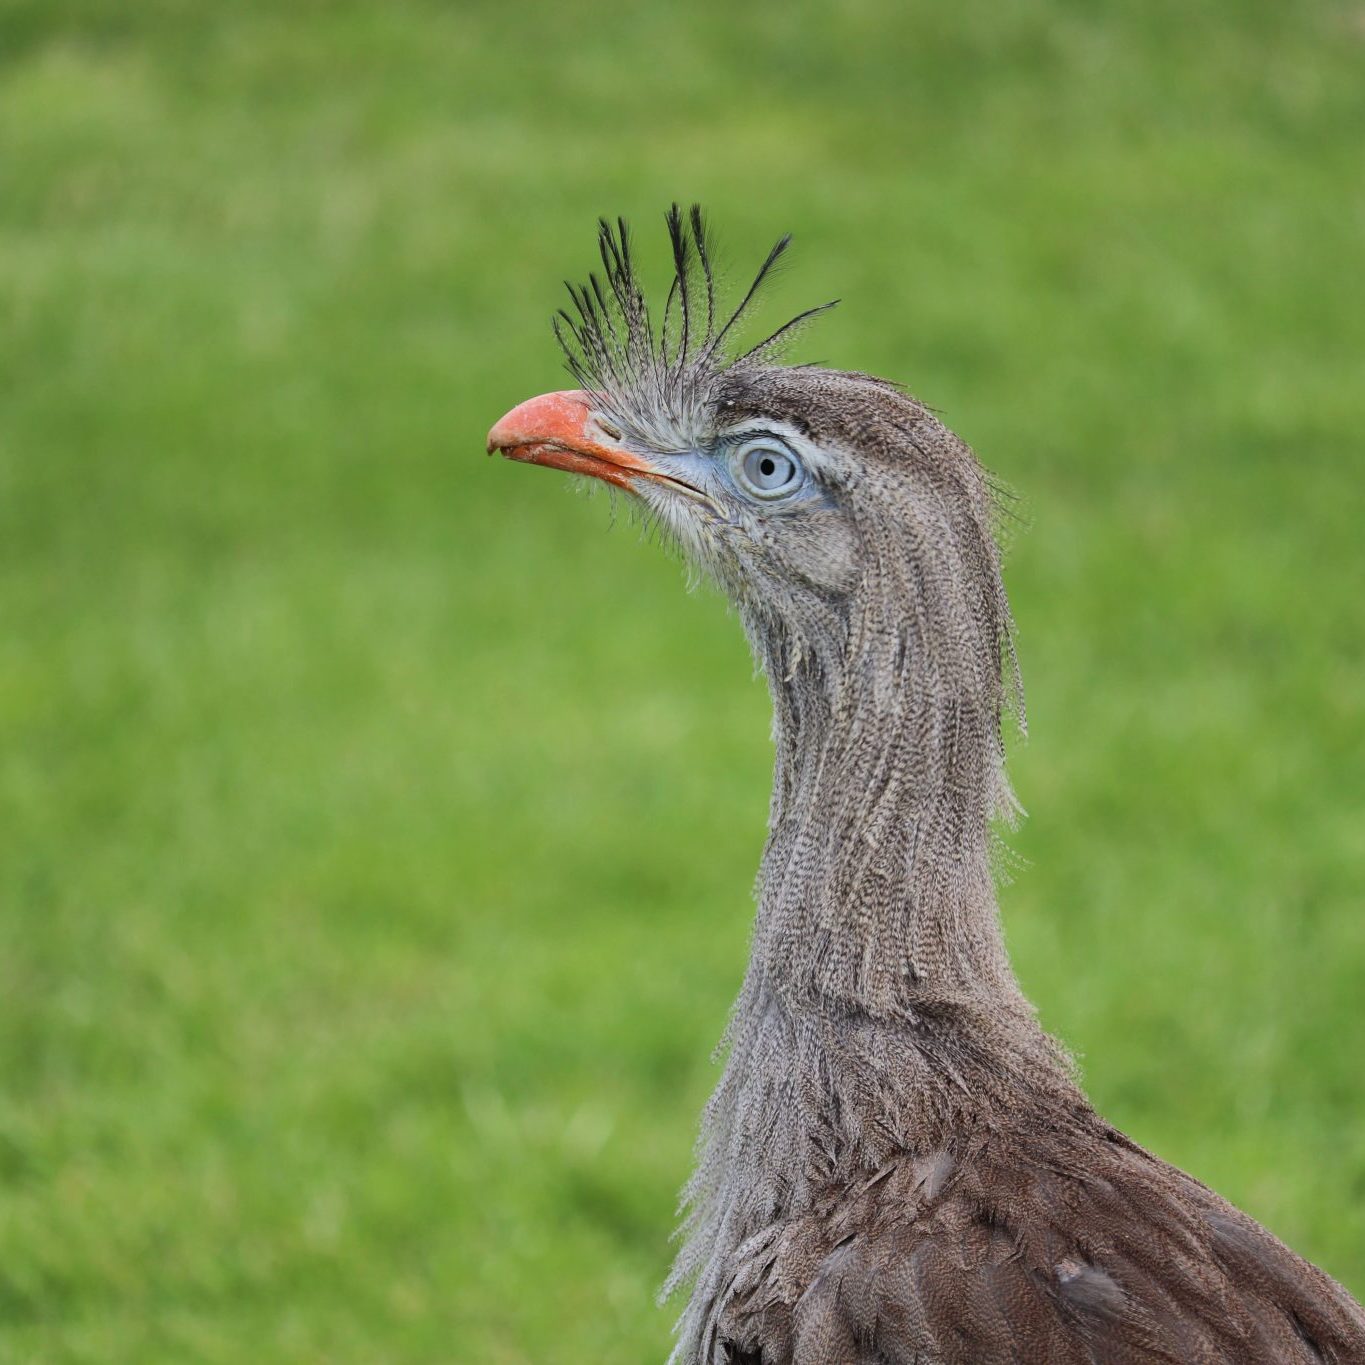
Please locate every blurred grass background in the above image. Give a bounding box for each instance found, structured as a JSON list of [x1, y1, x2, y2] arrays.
[[2, 0, 1364, 1360]]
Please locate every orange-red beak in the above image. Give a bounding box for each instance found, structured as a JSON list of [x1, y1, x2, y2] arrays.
[[486, 390, 652, 492]]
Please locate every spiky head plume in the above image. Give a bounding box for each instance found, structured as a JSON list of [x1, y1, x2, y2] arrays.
[[552, 205, 838, 450]]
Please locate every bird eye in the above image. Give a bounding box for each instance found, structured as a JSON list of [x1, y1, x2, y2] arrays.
[[734, 441, 803, 500]]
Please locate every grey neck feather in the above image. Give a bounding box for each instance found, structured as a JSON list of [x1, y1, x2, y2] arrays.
[[749, 595, 1019, 1016], [666, 534, 1078, 1363]]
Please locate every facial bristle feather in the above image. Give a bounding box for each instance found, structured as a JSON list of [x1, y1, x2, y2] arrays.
[[733, 299, 841, 366], [700, 231, 793, 365]]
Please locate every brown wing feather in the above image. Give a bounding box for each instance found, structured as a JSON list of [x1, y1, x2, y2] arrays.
[[722, 1118, 1365, 1365]]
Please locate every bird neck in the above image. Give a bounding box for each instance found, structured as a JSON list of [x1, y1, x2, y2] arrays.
[[743, 595, 1025, 1020], [663, 591, 1077, 1353]]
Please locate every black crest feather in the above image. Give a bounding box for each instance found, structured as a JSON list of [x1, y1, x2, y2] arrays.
[[552, 204, 838, 442]]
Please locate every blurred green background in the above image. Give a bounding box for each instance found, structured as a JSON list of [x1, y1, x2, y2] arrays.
[[3, 0, 1363, 1360]]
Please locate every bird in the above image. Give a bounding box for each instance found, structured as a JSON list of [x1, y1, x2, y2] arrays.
[[485, 206, 1365, 1365]]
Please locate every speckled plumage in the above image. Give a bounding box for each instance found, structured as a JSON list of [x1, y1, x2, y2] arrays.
[[513, 209, 1365, 1364]]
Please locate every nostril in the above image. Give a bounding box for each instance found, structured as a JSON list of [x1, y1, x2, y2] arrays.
[[596, 415, 623, 441]]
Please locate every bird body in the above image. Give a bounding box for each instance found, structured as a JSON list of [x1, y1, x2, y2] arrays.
[[711, 1104, 1365, 1363], [487, 208, 1365, 1363]]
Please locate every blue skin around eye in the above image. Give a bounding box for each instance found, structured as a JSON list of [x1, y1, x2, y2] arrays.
[[651, 437, 830, 516]]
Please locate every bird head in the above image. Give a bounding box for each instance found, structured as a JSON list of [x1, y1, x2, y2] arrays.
[[488, 207, 1018, 721]]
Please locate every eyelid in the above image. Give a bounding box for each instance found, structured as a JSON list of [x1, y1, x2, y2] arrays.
[[717, 428, 791, 452]]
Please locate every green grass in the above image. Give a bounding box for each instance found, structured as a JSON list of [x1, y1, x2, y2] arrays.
[[3, 1, 1364, 1359]]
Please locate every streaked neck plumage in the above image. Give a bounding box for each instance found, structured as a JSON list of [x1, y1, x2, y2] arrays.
[[748, 586, 1024, 1019], [667, 545, 1078, 1363]]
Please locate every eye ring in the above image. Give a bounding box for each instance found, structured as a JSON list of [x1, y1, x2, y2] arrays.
[[733, 440, 804, 500]]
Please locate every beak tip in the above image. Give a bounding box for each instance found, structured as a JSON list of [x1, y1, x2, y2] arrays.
[[483, 390, 646, 492], [485, 391, 586, 461]]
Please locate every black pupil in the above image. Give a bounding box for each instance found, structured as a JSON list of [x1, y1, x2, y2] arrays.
[[760, 457, 776, 478]]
